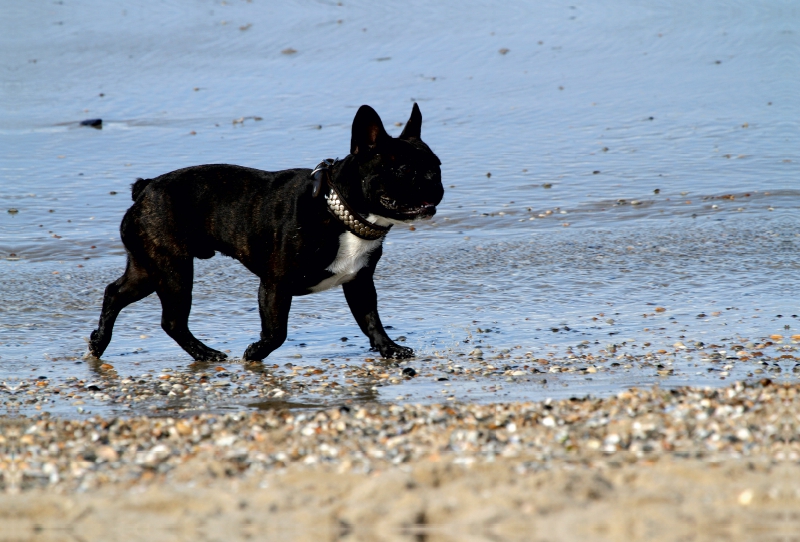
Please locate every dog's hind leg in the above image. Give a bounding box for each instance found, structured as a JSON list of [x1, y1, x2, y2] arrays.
[[155, 259, 227, 361], [89, 257, 155, 358]]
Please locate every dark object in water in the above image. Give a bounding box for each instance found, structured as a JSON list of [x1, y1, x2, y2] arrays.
[[80, 118, 102, 129]]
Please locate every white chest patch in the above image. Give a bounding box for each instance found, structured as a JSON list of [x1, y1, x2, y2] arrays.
[[308, 232, 383, 293]]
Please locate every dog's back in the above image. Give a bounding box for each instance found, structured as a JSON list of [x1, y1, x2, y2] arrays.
[[121, 164, 324, 264]]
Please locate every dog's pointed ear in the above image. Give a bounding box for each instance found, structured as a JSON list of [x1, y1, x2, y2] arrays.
[[351, 105, 389, 155], [399, 103, 422, 140]]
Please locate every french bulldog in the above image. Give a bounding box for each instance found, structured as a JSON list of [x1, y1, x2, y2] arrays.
[[88, 103, 443, 362]]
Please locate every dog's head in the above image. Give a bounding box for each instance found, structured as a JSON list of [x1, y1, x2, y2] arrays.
[[346, 104, 443, 223]]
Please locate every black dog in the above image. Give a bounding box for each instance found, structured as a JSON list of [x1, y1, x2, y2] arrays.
[[88, 104, 443, 362]]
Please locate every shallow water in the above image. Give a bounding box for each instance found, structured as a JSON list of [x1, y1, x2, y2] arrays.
[[2, 0, 798, 417]]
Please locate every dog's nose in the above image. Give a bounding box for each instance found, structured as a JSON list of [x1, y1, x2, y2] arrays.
[[429, 184, 445, 205], [419, 203, 437, 217]]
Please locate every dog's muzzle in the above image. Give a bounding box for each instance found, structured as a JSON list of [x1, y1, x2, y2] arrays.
[[380, 196, 437, 219]]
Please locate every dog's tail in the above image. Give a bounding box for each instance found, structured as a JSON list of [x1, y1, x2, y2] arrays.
[[131, 178, 153, 201]]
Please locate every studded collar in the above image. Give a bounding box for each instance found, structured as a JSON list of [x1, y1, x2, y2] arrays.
[[311, 159, 392, 241]]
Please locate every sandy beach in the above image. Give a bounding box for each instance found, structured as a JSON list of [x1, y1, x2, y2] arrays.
[[3, 380, 799, 540]]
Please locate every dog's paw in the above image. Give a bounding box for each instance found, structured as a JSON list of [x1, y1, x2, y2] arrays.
[[83, 349, 100, 361], [194, 349, 228, 362], [380, 343, 414, 360], [87, 331, 106, 359], [242, 342, 267, 362], [85, 344, 100, 360]]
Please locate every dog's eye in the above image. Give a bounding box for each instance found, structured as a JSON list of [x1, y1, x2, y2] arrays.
[[397, 165, 410, 177]]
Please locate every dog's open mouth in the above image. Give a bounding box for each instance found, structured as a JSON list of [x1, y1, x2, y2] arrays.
[[380, 195, 436, 219]]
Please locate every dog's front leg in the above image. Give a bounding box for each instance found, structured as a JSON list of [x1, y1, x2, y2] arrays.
[[243, 280, 292, 361], [343, 270, 413, 360]]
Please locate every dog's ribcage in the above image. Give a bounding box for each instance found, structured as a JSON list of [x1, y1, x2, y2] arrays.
[[308, 232, 382, 293]]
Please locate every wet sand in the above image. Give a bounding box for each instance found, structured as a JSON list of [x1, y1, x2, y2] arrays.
[[3, 380, 799, 540]]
